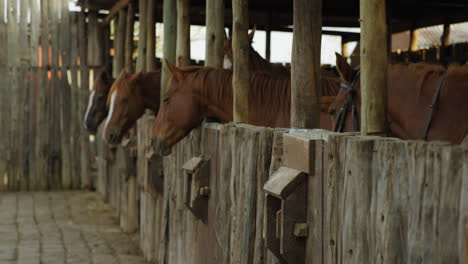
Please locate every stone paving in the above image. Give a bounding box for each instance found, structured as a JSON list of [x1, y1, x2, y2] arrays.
[[0, 191, 148, 264]]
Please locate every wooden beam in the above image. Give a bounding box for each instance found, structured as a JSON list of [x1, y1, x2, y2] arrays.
[[360, 0, 388, 135], [125, 3, 135, 72], [176, 0, 191, 66], [232, 0, 250, 123], [104, 0, 131, 24], [205, 0, 225, 67], [291, 0, 322, 129], [136, 0, 147, 72], [113, 9, 127, 77], [146, 0, 156, 71], [161, 0, 177, 96]]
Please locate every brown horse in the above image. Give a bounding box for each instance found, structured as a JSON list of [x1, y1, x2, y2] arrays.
[[223, 27, 290, 76], [83, 70, 114, 134], [103, 70, 161, 145], [329, 53, 468, 144], [150, 61, 341, 156]]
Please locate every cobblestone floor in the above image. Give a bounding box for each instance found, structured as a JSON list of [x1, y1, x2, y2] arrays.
[[0, 191, 148, 264]]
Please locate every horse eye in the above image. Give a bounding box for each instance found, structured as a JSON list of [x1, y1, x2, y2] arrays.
[[163, 97, 170, 103]]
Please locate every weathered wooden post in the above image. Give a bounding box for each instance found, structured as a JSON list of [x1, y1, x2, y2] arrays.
[[161, 0, 177, 95], [232, 0, 249, 123], [146, 0, 156, 71], [176, 0, 191, 66], [291, 0, 322, 129], [113, 9, 127, 77], [409, 28, 418, 52], [360, 0, 388, 135], [137, 0, 147, 72], [125, 3, 135, 72], [265, 25, 271, 62], [441, 22, 451, 47], [205, 0, 224, 67]]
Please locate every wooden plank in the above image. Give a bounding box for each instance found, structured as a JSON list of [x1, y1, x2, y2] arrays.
[[161, 0, 177, 95], [0, 0, 9, 190], [291, 0, 322, 129], [60, 0, 70, 68], [104, 0, 131, 24], [136, 0, 147, 72], [146, 0, 156, 71], [340, 137, 374, 263], [125, 3, 134, 73], [360, 0, 388, 134], [205, 0, 225, 67], [462, 149, 468, 264], [176, 0, 190, 66]]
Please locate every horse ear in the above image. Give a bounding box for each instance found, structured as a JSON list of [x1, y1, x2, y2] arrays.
[[248, 25, 256, 43], [335, 52, 355, 83], [165, 59, 183, 81]]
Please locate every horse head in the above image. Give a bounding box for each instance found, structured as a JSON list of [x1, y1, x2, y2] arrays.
[[328, 53, 361, 132], [223, 26, 256, 69], [83, 70, 113, 134], [102, 70, 149, 145], [151, 60, 205, 156]]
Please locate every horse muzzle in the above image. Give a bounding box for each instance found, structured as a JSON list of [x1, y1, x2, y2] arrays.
[[150, 137, 172, 156]]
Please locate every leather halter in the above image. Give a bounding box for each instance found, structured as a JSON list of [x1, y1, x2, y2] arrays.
[[421, 73, 446, 140], [334, 71, 361, 132]]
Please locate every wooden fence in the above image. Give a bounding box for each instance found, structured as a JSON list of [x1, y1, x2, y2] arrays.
[[0, 1, 93, 191], [97, 122, 467, 263]]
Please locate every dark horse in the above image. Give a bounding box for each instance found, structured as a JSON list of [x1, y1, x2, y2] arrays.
[[329, 53, 468, 144], [151, 60, 341, 156], [83, 70, 114, 134], [103, 70, 161, 145]]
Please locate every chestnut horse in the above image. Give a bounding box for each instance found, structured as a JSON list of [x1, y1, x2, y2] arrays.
[[328, 53, 468, 144], [103, 70, 161, 145], [83, 70, 114, 134], [151, 61, 341, 156], [223, 27, 290, 76]]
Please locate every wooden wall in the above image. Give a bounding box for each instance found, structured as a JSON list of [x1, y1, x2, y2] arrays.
[[0, 1, 93, 191], [97, 122, 467, 263]]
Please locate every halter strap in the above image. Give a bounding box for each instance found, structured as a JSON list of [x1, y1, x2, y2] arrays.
[[334, 71, 361, 132], [421, 73, 446, 140]]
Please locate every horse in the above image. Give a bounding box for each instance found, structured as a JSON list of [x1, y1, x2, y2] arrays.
[[223, 27, 290, 76], [83, 70, 114, 134], [328, 53, 468, 144], [102, 69, 161, 145], [150, 60, 341, 156]]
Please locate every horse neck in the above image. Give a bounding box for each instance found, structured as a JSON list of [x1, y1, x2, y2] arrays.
[[195, 69, 234, 122], [138, 71, 161, 111], [249, 48, 272, 71]]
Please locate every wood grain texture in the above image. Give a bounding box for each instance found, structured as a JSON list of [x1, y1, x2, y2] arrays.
[[136, 0, 147, 72], [205, 0, 225, 68], [232, 0, 250, 123], [360, 0, 388, 134], [146, 0, 156, 71], [291, 0, 322, 129], [125, 3, 135, 73], [176, 0, 191, 66], [161, 0, 177, 96]]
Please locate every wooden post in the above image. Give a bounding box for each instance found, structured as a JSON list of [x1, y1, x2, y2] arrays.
[[232, 0, 250, 123], [205, 0, 225, 67], [136, 0, 147, 72], [265, 10, 272, 62], [146, 0, 156, 71], [114, 9, 127, 77], [125, 3, 135, 73], [161, 0, 177, 96], [265, 25, 271, 62], [360, 0, 388, 135], [176, 0, 190, 66], [342, 41, 349, 58], [87, 10, 104, 67], [409, 28, 418, 52], [441, 22, 451, 47], [291, 0, 322, 129]]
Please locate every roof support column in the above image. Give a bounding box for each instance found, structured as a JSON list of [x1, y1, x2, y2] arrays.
[[232, 0, 250, 123], [205, 0, 225, 67], [360, 0, 388, 135], [291, 0, 322, 129], [161, 0, 177, 95]]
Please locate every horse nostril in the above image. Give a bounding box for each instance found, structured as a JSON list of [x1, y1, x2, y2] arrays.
[[328, 108, 336, 116]]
